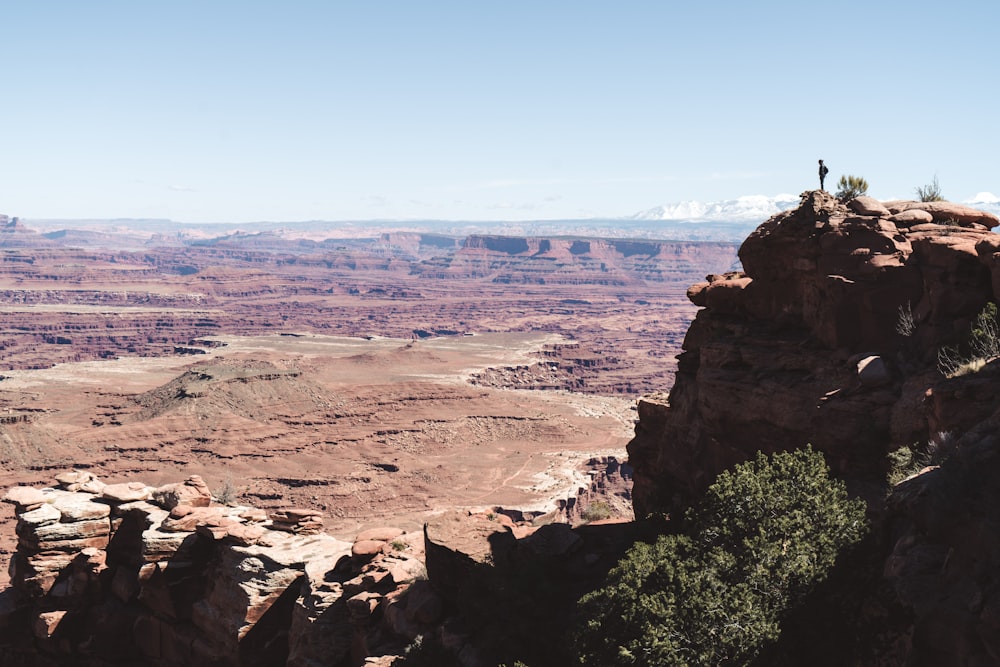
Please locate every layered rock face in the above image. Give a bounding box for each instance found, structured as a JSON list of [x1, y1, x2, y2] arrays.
[[628, 191, 1000, 664], [630, 190, 1000, 516], [0, 474, 433, 666]]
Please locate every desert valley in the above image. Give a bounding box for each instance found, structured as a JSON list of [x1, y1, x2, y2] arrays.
[[0, 217, 735, 572], [4, 193, 1000, 666]]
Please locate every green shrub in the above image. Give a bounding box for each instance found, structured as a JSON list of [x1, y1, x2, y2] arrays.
[[937, 302, 1000, 377], [580, 500, 612, 522], [888, 432, 956, 485], [915, 175, 944, 202], [835, 175, 869, 201], [575, 447, 867, 666]]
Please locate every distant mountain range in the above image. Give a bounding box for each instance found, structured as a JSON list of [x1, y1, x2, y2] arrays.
[[630, 192, 1000, 221], [5, 192, 998, 247], [629, 194, 801, 222]]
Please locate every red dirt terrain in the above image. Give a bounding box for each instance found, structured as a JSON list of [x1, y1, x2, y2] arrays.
[[0, 222, 739, 577]]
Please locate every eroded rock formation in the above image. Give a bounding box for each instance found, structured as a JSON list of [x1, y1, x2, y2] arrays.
[[628, 191, 1000, 664], [630, 190, 1000, 516], [0, 474, 434, 666]]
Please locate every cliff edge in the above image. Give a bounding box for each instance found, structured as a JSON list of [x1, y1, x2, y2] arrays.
[[628, 190, 1000, 664]]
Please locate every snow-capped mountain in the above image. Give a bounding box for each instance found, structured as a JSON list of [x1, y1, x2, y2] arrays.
[[630, 194, 800, 222], [964, 192, 1000, 217]]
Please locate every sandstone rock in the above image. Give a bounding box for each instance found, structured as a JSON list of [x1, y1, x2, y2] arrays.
[[160, 505, 226, 532], [152, 475, 212, 510], [269, 508, 322, 523], [33, 610, 67, 639], [347, 591, 382, 619], [195, 517, 238, 541], [271, 518, 324, 535], [352, 539, 386, 560], [239, 507, 268, 523], [23, 517, 110, 544], [18, 502, 61, 527], [856, 355, 891, 387], [891, 209, 934, 226], [224, 523, 266, 546], [102, 482, 152, 503], [885, 200, 1000, 228], [51, 493, 111, 521], [79, 479, 107, 494], [287, 544, 353, 667], [4, 486, 53, 509], [848, 196, 891, 217], [385, 557, 427, 586], [141, 529, 197, 562], [355, 526, 404, 543], [54, 470, 99, 492], [687, 281, 709, 307]]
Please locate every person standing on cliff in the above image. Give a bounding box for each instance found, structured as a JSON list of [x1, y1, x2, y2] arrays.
[[818, 159, 829, 190]]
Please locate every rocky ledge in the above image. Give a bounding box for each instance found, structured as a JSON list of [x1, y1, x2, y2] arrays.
[[628, 191, 1000, 664], [0, 472, 432, 666], [0, 469, 636, 666], [630, 191, 1000, 516]]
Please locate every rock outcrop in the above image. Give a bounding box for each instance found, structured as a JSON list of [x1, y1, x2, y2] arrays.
[[628, 191, 1000, 665], [630, 190, 1000, 517], [0, 474, 431, 666], [420, 509, 638, 667]]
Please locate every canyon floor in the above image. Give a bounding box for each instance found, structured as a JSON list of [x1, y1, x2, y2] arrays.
[[0, 225, 739, 581], [0, 332, 635, 563]]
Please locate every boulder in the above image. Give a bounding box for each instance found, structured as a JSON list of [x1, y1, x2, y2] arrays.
[[4, 486, 53, 509], [885, 200, 1000, 228], [102, 482, 152, 503], [152, 475, 212, 510], [352, 540, 386, 561], [848, 196, 891, 217], [856, 355, 892, 387], [355, 526, 405, 543], [18, 503, 61, 527], [160, 505, 226, 532], [891, 209, 934, 226], [51, 493, 111, 522]]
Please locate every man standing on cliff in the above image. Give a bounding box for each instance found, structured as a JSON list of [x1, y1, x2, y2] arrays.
[[818, 159, 829, 190]]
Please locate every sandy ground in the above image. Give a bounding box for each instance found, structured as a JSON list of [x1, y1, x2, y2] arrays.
[[0, 333, 635, 569]]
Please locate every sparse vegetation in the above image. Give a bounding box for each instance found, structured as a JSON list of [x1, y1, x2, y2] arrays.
[[896, 301, 916, 337], [888, 431, 956, 485], [915, 175, 944, 202], [575, 447, 868, 667], [214, 475, 238, 505], [390, 538, 408, 551], [937, 303, 1000, 377], [835, 174, 869, 202], [398, 634, 460, 666], [579, 500, 612, 522]]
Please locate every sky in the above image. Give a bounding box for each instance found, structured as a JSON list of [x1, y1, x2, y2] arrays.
[[1, 1, 997, 223]]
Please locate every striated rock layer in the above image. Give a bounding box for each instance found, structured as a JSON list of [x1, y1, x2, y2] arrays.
[[628, 191, 1000, 665], [0, 473, 435, 666], [630, 190, 1000, 516]]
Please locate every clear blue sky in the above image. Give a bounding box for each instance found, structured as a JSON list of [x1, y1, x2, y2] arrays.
[[1, 1, 996, 222]]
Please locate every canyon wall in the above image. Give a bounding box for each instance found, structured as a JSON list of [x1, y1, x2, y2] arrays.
[[628, 191, 1000, 664]]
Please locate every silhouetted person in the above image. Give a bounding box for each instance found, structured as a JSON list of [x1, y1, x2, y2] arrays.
[[818, 159, 829, 190]]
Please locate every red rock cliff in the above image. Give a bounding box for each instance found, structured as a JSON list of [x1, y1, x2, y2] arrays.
[[630, 190, 1000, 517], [628, 190, 1000, 664]]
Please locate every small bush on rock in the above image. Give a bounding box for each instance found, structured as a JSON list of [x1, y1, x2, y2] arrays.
[[937, 302, 1000, 377], [915, 175, 944, 202], [580, 500, 612, 522], [575, 447, 867, 666], [835, 175, 869, 202]]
